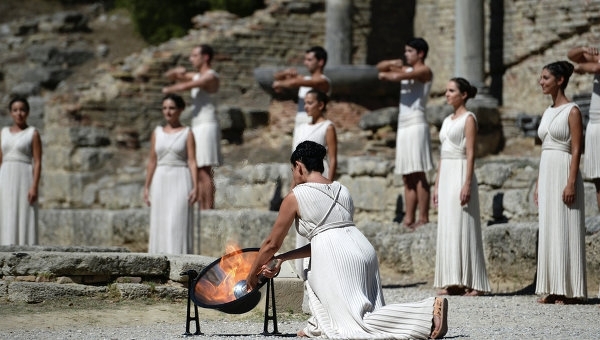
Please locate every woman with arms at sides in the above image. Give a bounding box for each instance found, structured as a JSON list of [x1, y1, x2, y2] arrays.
[[144, 93, 198, 254], [433, 78, 490, 296], [245, 141, 449, 339], [291, 89, 337, 281], [535, 61, 587, 304], [0, 97, 42, 245]]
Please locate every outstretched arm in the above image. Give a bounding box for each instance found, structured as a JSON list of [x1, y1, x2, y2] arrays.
[[273, 75, 330, 93], [378, 64, 432, 83], [567, 46, 599, 64], [245, 191, 299, 290], [376, 59, 404, 72], [163, 71, 219, 94]]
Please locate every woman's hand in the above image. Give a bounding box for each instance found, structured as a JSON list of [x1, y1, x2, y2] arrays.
[[432, 187, 439, 208], [260, 258, 282, 279], [459, 183, 471, 206], [562, 183, 576, 206], [188, 188, 197, 205], [27, 186, 38, 205], [534, 184, 538, 207], [143, 187, 151, 207]]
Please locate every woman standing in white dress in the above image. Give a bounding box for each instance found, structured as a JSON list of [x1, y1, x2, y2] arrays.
[[144, 94, 198, 254], [245, 141, 448, 339], [433, 78, 490, 296], [291, 90, 338, 281], [0, 97, 42, 246], [378, 38, 434, 230], [535, 61, 587, 304]]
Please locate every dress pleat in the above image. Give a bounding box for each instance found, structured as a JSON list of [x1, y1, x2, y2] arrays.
[[293, 182, 434, 339]]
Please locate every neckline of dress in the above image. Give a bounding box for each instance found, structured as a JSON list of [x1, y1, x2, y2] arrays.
[[161, 126, 186, 134], [8, 126, 29, 134]]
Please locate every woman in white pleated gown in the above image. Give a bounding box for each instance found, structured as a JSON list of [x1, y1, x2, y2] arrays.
[[535, 61, 587, 304], [0, 97, 42, 246], [144, 94, 198, 254], [292, 89, 338, 281], [433, 78, 490, 296], [246, 141, 448, 339]]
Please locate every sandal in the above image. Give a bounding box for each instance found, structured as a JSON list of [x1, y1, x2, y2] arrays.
[[430, 297, 448, 339], [537, 294, 559, 304]]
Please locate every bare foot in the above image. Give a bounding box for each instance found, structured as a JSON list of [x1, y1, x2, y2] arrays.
[[438, 286, 465, 296], [463, 289, 484, 296], [297, 330, 307, 337]]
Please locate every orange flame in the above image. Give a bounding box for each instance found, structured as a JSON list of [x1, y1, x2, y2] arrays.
[[194, 243, 256, 305]]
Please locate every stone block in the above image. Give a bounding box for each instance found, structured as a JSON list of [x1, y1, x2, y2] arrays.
[[166, 254, 215, 282], [338, 175, 393, 211], [7, 281, 107, 303], [115, 283, 150, 299], [475, 162, 513, 188]]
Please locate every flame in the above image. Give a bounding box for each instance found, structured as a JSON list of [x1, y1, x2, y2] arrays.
[[194, 243, 256, 305]]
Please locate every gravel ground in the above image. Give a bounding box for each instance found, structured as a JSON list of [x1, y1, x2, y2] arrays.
[[1, 284, 599, 339]]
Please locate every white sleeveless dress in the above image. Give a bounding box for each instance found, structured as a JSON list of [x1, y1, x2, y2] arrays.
[[148, 126, 194, 254], [293, 182, 435, 339], [434, 112, 490, 293], [0, 126, 38, 245], [583, 74, 600, 179], [190, 70, 222, 167], [536, 103, 587, 299], [293, 75, 331, 139], [395, 69, 434, 175], [292, 119, 334, 279]]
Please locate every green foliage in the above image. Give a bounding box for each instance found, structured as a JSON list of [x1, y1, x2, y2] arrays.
[[116, 0, 264, 45]]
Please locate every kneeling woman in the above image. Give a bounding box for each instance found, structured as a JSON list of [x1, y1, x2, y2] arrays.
[[245, 141, 448, 339]]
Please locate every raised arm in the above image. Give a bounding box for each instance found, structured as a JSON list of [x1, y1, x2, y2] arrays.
[[162, 71, 219, 94], [378, 64, 432, 83], [376, 59, 404, 72], [273, 75, 330, 93], [567, 46, 599, 64]]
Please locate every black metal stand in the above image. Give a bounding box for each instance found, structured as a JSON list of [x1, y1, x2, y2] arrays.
[[261, 278, 280, 335], [182, 270, 202, 336]]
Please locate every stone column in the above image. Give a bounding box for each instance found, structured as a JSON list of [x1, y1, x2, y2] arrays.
[[454, 0, 484, 88], [325, 0, 352, 66]]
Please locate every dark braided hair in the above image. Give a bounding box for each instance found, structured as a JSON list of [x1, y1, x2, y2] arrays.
[[290, 141, 326, 173], [543, 61, 575, 91]]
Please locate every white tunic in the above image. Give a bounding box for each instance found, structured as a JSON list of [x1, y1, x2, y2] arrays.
[[293, 182, 435, 339], [0, 126, 38, 245], [395, 69, 434, 175], [583, 74, 600, 179], [536, 103, 587, 299], [148, 126, 194, 254], [434, 112, 490, 292], [189, 71, 222, 167]]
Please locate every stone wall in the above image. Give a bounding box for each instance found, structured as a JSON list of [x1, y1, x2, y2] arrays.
[[1, 1, 600, 241]]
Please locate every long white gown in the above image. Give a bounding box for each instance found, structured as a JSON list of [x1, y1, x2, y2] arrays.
[[189, 70, 222, 167], [394, 69, 434, 175], [434, 112, 490, 293], [293, 182, 435, 339], [0, 126, 38, 245], [292, 120, 334, 279], [148, 126, 194, 254], [536, 103, 587, 299], [583, 74, 600, 179]]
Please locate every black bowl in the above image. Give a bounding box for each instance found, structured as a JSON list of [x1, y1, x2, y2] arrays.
[[191, 247, 267, 314]]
